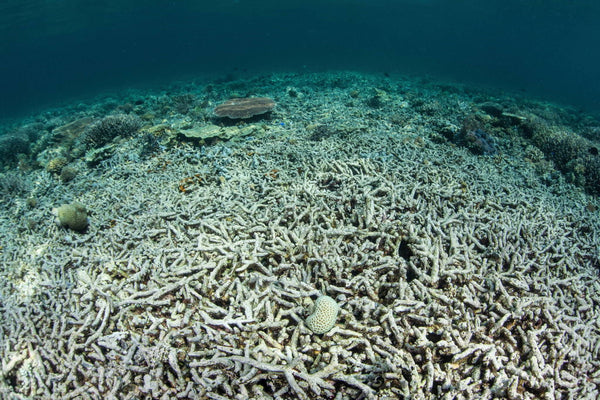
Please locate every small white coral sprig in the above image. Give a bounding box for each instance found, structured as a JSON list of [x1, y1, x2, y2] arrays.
[[306, 295, 339, 334]]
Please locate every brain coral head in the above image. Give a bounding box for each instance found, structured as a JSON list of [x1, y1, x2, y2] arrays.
[[306, 295, 339, 334]]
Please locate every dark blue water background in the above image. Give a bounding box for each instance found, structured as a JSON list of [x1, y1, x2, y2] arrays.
[[1, 0, 599, 121]]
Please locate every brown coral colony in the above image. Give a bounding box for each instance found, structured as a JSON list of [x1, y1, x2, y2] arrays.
[[214, 97, 275, 119]]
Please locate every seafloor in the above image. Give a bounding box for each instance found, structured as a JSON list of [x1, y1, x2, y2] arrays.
[[0, 71, 599, 399]]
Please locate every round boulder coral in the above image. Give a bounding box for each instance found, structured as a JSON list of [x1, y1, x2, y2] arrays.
[[53, 201, 88, 232], [305, 295, 339, 334]]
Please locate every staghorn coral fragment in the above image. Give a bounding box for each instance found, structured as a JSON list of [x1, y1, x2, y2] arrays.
[[214, 97, 275, 119]]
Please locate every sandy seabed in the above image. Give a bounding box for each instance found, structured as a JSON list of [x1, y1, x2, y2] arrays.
[[1, 71, 599, 399]]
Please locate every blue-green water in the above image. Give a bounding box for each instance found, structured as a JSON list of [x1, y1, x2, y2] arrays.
[[1, 0, 600, 120]]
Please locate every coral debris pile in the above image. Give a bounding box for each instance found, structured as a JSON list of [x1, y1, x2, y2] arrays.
[[0, 72, 599, 399]]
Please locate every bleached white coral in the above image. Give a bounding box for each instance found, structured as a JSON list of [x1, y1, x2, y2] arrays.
[[306, 295, 339, 334]]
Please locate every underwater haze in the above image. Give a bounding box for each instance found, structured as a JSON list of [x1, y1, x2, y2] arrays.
[[1, 0, 600, 120]]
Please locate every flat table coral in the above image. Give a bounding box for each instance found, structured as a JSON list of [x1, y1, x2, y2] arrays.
[[214, 97, 275, 119]]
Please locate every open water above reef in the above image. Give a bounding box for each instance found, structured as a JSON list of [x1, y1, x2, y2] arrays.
[[1, 0, 600, 120]]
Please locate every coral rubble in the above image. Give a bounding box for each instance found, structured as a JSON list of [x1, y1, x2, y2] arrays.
[[0, 71, 599, 400]]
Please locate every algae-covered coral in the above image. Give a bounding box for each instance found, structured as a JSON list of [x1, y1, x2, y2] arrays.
[[53, 201, 88, 232]]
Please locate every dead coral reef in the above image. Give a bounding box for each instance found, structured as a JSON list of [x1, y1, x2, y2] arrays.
[[1, 130, 599, 399], [0, 72, 599, 400]]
